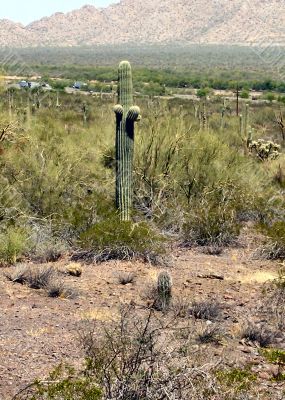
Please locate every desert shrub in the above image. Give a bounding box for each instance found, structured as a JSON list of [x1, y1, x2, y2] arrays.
[[183, 185, 242, 246], [259, 221, 285, 260], [27, 266, 55, 289], [5, 264, 30, 284], [79, 217, 166, 263], [0, 119, 103, 229], [261, 349, 285, 381], [216, 367, 257, 392], [46, 281, 77, 299], [117, 272, 136, 285], [12, 364, 102, 400], [135, 105, 275, 236], [196, 324, 222, 345], [6, 264, 53, 288], [6, 264, 77, 299], [79, 306, 221, 400], [13, 304, 268, 399], [171, 297, 191, 318], [190, 300, 222, 321], [241, 323, 277, 347], [273, 161, 285, 188], [27, 221, 69, 263], [0, 226, 29, 266], [262, 269, 285, 330]]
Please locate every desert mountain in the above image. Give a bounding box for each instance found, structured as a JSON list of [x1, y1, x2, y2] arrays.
[[0, 0, 284, 47]]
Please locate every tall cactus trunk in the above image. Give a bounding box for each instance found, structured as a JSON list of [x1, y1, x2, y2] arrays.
[[114, 61, 141, 221]]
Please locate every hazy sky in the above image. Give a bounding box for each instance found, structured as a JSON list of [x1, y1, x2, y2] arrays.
[[0, 1, 118, 25]]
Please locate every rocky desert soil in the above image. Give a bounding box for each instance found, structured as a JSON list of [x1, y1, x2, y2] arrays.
[[0, 233, 284, 399]]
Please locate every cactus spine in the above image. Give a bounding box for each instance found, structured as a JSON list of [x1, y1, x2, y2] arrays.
[[157, 271, 172, 311], [114, 61, 141, 221]]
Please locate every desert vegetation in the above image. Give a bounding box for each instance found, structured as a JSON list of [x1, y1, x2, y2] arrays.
[[0, 55, 284, 399]]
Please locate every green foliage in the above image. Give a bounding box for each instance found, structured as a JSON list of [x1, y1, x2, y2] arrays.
[[265, 93, 276, 102], [79, 217, 165, 260], [0, 226, 29, 265], [262, 349, 285, 365], [197, 87, 211, 98], [240, 89, 249, 99], [4, 46, 285, 94], [0, 86, 283, 258], [216, 368, 257, 391], [15, 364, 102, 400], [183, 185, 242, 246], [261, 349, 285, 381]]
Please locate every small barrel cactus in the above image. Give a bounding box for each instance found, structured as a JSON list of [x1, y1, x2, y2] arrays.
[[156, 271, 172, 311], [114, 61, 141, 221]]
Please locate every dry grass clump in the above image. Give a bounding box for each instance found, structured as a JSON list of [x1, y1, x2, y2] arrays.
[[241, 323, 278, 348], [5, 264, 77, 298], [190, 300, 222, 321], [117, 272, 136, 285]]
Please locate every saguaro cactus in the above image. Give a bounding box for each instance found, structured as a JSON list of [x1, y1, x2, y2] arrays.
[[114, 61, 141, 221]]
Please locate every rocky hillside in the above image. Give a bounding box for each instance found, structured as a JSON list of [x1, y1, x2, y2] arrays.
[[0, 0, 284, 47]]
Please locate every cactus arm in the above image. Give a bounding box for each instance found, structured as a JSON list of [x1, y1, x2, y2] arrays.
[[127, 106, 141, 122]]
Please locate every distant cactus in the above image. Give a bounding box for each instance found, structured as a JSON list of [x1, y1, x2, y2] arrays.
[[82, 102, 88, 125], [239, 104, 253, 151], [56, 91, 61, 108], [114, 61, 141, 221], [199, 102, 207, 130], [156, 271, 172, 311]]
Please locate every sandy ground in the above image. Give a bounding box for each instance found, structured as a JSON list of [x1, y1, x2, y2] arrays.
[[0, 241, 284, 399]]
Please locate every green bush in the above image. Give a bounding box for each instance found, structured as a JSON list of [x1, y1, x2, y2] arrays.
[[216, 368, 256, 391], [0, 226, 29, 265], [13, 364, 102, 400], [261, 349, 285, 381], [197, 87, 211, 98], [240, 89, 249, 99], [79, 217, 166, 262], [183, 185, 242, 246]]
